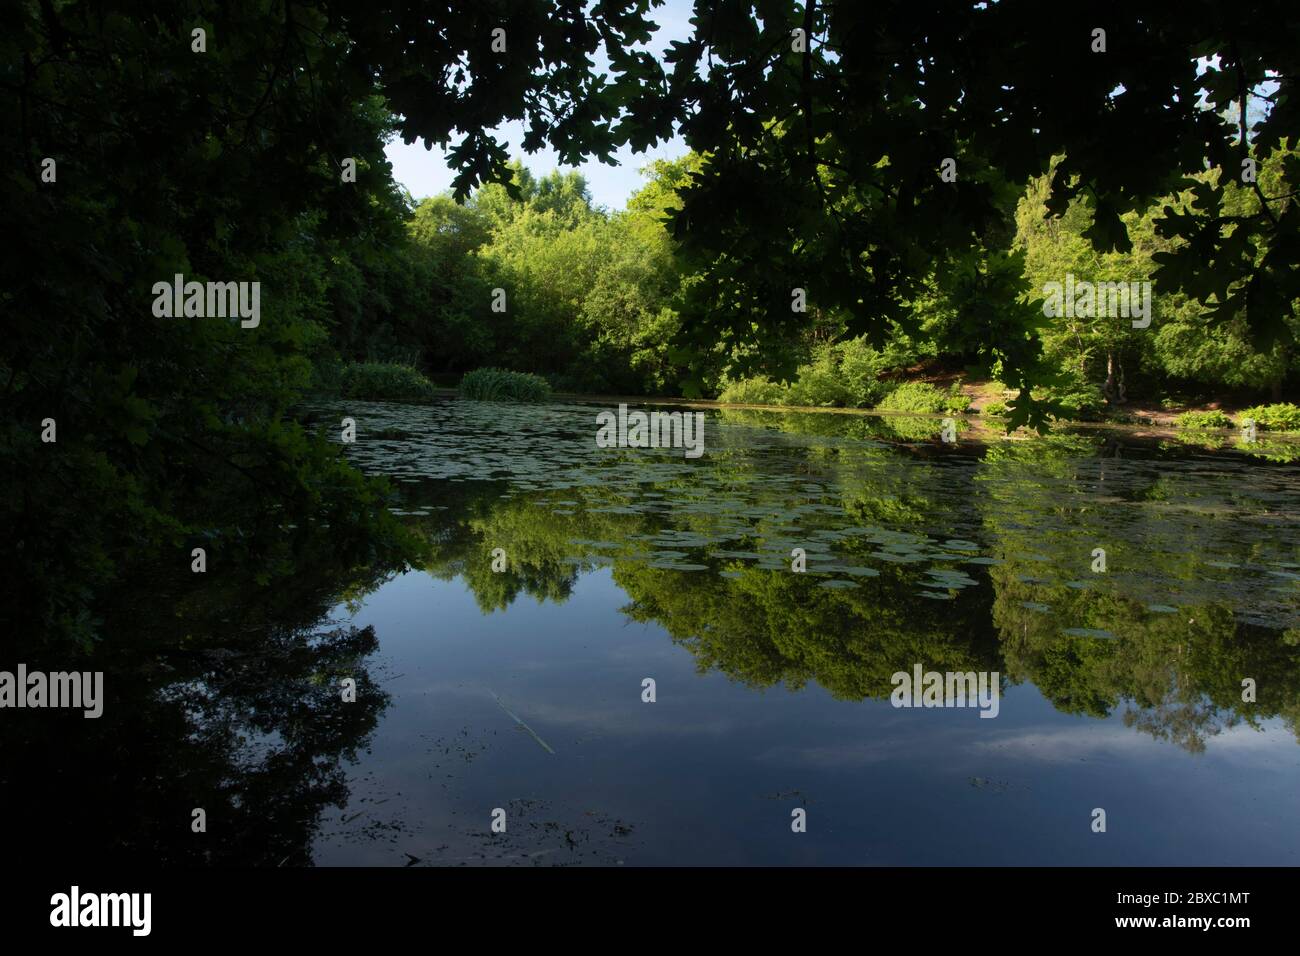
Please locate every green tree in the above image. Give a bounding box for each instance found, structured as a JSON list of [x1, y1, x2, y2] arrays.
[[626, 1, 1300, 425], [0, 0, 666, 647]]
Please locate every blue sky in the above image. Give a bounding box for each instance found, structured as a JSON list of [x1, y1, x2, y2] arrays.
[[384, 0, 696, 211]]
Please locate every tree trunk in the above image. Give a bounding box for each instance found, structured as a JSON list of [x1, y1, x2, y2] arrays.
[[1103, 350, 1127, 405]]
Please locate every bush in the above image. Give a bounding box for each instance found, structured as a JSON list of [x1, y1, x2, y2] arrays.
[[459, 367, 553, 402], [1042, 382, 1105, 421], [718, 375, 789, 406], [719, 339, 897, 409], [982, 400, 1009, 417], [1240, 403, 1300, 431], [312, 354, 346, 393], [338, 362, 438, 403], [1175, 409, 1234, 429], [784, 363, 853, 407], [835, 339, 895, 406], [942, 384, 972, 414], [875, 381, 950, 414]]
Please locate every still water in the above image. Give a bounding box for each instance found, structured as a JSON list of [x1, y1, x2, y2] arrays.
[[10, 399, 1300, 865]]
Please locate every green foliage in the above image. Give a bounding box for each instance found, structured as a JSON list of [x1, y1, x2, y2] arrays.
[[1015, 153, 1300, 410], [1042, 381, 1107, 421], [718, 376, 789, 406], [875, 382, 950, 415], [1176, 410, 1235, 429], [7, 0, 1300, 651], [643, 5, 1300, 407], [1241, 403, 1300, 431], [716, 338, 898, 409], [0, 0, 663, 647], [359, 142, 1295, 423], [943, 387, 974, 414], [339, 363, 438, 403], [459, 368, 553, 403], [788, 339, 898, 408], [385, 157, 696, 396], [783, 347, 856, 408], [982, 401, 1009, 417], [837, 339, 902, 405]]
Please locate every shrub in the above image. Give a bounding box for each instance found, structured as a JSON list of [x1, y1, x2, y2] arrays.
[[312, 354, 346, 393], [782, 342, 860, 407], [459, 367, 553, 402], [1042, 382, 1105, 421], [836, 339, 895, 406], [720, 339, 899, 409], [982, 400, 1008, 417], [717, 375, 789, 406], [1240, 403, 1300, 431], [784, 364, 853, 407], [338, 362, 438, 403], [875, 381, 949, 414], [1175, 409, 1234, 429], [942, 384, 972, 414]]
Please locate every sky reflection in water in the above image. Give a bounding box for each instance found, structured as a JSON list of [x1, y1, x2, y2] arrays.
[[303, 399, 1300, 865]]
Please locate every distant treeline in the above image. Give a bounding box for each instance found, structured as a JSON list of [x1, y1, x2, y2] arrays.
[[337, 149, 1299, 414]]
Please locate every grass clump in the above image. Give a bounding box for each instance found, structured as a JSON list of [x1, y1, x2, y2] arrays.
[[339, 362, 438, 403], [459, 367, 552, 402]]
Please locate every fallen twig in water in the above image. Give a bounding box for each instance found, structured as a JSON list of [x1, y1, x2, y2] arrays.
[[488, 689, 556, 754]]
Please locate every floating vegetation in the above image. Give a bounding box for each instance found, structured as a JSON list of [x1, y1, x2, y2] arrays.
[[838, 566, 881, 578], [1063, 627, 1117, 639], [309, 398, 1300, 631]]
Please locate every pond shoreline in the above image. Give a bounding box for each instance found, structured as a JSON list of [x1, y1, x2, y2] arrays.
[[303, 388, 1300, 451]]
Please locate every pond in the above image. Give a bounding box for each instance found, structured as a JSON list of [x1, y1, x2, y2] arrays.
[[9, 399, 1300, 866]]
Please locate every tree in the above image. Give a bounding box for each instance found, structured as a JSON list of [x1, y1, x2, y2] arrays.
[[609, 1, 1300, 425], [0, 0, 666, 646]]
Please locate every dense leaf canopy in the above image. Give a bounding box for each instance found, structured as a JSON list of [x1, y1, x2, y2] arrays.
[[2, 0, 1299, 645]]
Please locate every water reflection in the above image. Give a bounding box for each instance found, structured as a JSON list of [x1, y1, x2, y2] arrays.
[[2, 532, 400, 865], [336, 398, 1300, 754], [5, 398, 1298, 865]]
